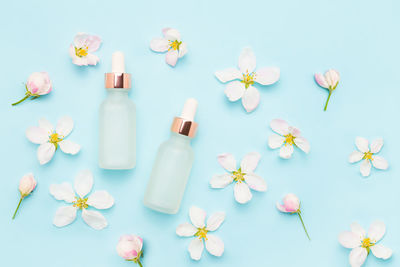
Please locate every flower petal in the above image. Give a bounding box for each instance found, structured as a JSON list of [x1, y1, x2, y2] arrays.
[[360, 160, 371, 177], [244, 173, 267, 192], [368, 220, 386, 243], [206, 212, 225, 231], [314, 73, 329, 88], [53, 206, 77, 227], [37, 142, 56, 165], [164, 28, 180, 41], [224, 81, 246, 102], [268, 134, 285, 149], [188, 238, 204, 260], [215, 68, 242, 83], [87, 190, 114, 209], [372, 156, 388, 170], [56, 116, 74, 138], [176, 222, 197, 237], [234, 182, 252, 204], [370, 244, 392, 260], [217, 153, 237, 172], [279, 145, 294, 159], [38, 118, 54, 134], [150, 37, 169, 52], [74, 170, 93, 198], [82, 209, 108, 230], [270, 119, 290, 136], [59, 140, 81, 155], [205, 234, 224, 257], [349, 151, 364, 163], [294, 136, 310, 153], [210, 174, 233, 188], [242, 85, 260, 112], [254, 67, 280, 85], [178, 42, 187, 58], [238, 47, 256, 73], [240, 152, 261, 173], [351, 222, 366, 239], [338, 231, 361, 249], [49, 182, 75, 203], [349, 247, 368, 267], [276, 202, 289, 213], [355, 137, 369, 153], [325, 69, 340, 89], [26, 126, 48, 144], [370, 138, 384, 153], [165, 50, 178, 67], [189, 206, 206, 228]]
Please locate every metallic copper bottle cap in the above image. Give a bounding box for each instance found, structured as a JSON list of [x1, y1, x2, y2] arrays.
[[171, 117, 198, 138], [104, 73, 131, 89]]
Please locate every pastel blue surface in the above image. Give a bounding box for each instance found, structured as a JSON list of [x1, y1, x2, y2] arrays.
[[1, 0, 399, 266]]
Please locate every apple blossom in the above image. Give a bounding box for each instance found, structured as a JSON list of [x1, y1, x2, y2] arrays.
[[12, 72, 52, 106], [116, 235, 144, 266], [150, 28, 187, 67], [69, 33, 102, 66], [12, 173, 37, 219], [314, 69, 340, 111]]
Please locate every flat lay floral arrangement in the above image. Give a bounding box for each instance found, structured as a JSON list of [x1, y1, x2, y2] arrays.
[[8, 28, 393, 267]]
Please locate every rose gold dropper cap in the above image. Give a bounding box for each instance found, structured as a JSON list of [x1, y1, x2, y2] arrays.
[[105, 51, 131, 89], [171, 98, 198, 138]]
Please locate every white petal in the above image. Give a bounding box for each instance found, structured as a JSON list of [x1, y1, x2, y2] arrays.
[[240, 152, 261, 173], [268, 134, 285, 149], [279, 145, 294, 159], [371, 244, 392, 260], [351, 222, 366, 239], [74, 170, 93, 198], [224, 81, 245, 102], [178, 42, 187, 58], [56, 116, 74, 138], [217, 153, 237, 172], [59, 140, 81, 155], [314, 73, 329, 89], [84, 54, 100, 66], [360, 160, 371, 177], [188, 238, 204, 261], [349, 247, 368, 267], [242, 85, 260, 112], [37, 142, 56, 165], [238, 47, 256, 73], [210, 174, 233, 188], [87, 190, 114, 209], [370, 138, 384, 153], [372, 156, 388, 170], [289, 126, 301, 137], [368, 220, 386, 243], [38, 118, 54, 134], [234, 182, 252, 204], [205, 234, 224, 257], [206, 212, 225, 231], [349, 151, 364, 163], [355, 137, 369, 153], [165, 50, 179, 67], [53, 206, 77, 227], [254, 67, 280, 85], [150, 37, 169, 52], [270, 119, 290, 136], [189, 206, 206, 228], [176, 222, 197, 237], [164, 28, 180, 41], [82, 209, 108, 230], [338, 231, 361, 249], [215, 68, 242, 83], [26, 126, 48, 144], [244, 173, 267, 192], [49, 182, 75, 203], [294, 136, 310, 154]]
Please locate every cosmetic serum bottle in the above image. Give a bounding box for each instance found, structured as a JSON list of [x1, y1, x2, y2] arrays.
[[143, 98, 198, 214], [99, 51, 136, 169]]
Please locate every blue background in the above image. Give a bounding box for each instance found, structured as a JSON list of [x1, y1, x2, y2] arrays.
[[1, 0, 399, 266]]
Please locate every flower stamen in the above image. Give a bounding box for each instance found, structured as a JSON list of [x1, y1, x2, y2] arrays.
[[169, 40, 182, 51], [195, 227, 208, 240], [232, 168, 245, 183], [75, 46, 89, 57], [73, 196, 88, 209], [49, 132, 63, 149], [363, 151, 373, 161], [284, 134, 295, 146], [241, 72, 255, 89], [361, 237, 375, 254]]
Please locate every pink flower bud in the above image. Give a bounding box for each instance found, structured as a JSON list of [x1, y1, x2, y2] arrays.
[[19, 173, 37, 197], [26, 72, 52, 95], [116, 235, 143, 261], [314, 69, 340, 90], [276, 193, 300, 213]]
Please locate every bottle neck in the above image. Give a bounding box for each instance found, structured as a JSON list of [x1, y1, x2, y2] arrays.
[[106, 88, 129, 98], [169, 132, 192, 144]]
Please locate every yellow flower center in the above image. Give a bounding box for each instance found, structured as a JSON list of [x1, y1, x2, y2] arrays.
[[73, 197, 88, 209], [241, 72, 255, 89], [361, 237, 375, 253], [169, 40, 182, 51], [363, 151, 373, 160], [284, 133, 295, 145], [75, 46, 88, 57], [232, 168, 245, 183], [195, 227, 208, 240], [49, 133, 63, 149]]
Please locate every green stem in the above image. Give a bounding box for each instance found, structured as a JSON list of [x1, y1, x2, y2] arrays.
[[137, 259, 143, 267], [297, 211, 310, 240], [12, 197, 23, 219], [323, 90, 332, 111], [12, 94, 30, 106]]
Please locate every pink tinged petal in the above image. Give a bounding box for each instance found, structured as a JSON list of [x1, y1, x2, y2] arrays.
[[85, 54, 100, 66], [370, 138, 383, 153], [165, 50, 179, 67], [178, 42, 187, 58], [372, 156, 388, 170], [294, 136, 310, 154], [289, 126, 301, 137], [162, 27, 171, 36], [215, 68, 242, 83], [368, 220, 386, 243], [164, 28, 180, 41], [176, 222, 197, 237], [351, 222, 366, 239], [53, 206, 77, 227], [37, 142, 56, 165], [18, 173, 36, 195], [38, 118, 54, 134], [59, 140, 80, 155], [87, 190, 114, 209], [240, 152, 261, 173], [210, 174, 233, 188], [26, 126, 48, 144], [349, 247, 368, 267], [224, 81, 245, 102], [314, 73, 329, 88], [254, 67, 280, 85], [279, 145, 294, 159], [217, 153, 237, 172], [116, 239, 138, 260], [189, 206, 206, 228], [360, 160, 371, 177], [325, 69, 340, 89], [188, 238, 204, 260], [338, 231, 361, 249], [268, 134, 285, 149], [74, 170, 93, 198], [238, 47, 256, 73], [355, 137, 369, 153], [370, 244, 392, 260], [85, 34, 102, 52], [242, 85, 260, 112], [276, 203, 290, 213], [234, 182, 252, 204], [349, 151, 364, 163], [282, 193, 300, 212], [81, 209, 108, 230], [150, 37, 169, 52], [49, 182, 75, 203], [206, 212, 225, 231], [56, 116, 74, 137], [244, 173, 267, 192], [205, 234, 224, 257], [270, 119, 290, 135]]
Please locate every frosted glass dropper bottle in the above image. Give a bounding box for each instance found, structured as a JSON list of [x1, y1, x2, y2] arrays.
[[99, 51, 136, 169], [143, 98, 198, 214]]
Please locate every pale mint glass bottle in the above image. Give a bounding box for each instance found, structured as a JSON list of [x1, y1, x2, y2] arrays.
[[99, 52, 136, 169], [144, 98, 198, 214]]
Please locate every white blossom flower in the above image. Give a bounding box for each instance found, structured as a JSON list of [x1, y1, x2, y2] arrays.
[[50, 170, 114, 230], [210, 152, 267, 204], [348, 137, 388, 177], [26, 116, 80, 165], [338, 221, 392, 267], [150, 28, 187, 67], [268, 119, 310, 159], [176, 206, 225, 260], [69, 33, 102, 66], [215, 47, 280, 112]]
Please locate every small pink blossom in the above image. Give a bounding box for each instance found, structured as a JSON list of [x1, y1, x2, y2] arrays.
[[12, 173, 37, 219], [12, 72, 52, 106], [150, 28, 187, 67], [69, 33, 102, 66], [116, 235, 144, 266], [314, 69, 340, 111]]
